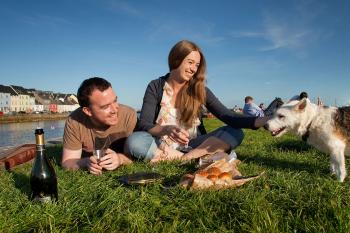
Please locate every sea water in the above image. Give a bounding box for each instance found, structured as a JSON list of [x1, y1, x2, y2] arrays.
[[0, 120, 65, 150]]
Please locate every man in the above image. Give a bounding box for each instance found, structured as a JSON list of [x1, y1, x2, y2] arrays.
[[61, 77, 137, 175], [243, 96, 264, 117]]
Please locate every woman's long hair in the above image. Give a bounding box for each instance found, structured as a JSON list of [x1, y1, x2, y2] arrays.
[[168, 40, 206, 128]]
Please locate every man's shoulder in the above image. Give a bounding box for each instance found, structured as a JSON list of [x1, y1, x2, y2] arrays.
[[243, 103, 251, 109], [243, 103, 255, 113], [69, 107, 84, 118], [118, 104, 137, 123], [67, 107, 85, 122], [66, 107, 90, 128], [119, 104, 136, 115]]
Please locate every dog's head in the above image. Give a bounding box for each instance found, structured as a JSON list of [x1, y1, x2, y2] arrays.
[[265, 98, 312, 137]]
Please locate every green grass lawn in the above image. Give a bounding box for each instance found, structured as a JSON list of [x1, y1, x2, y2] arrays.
[[1, 118, 350, 232]]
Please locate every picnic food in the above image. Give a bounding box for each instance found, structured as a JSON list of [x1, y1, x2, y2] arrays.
[[180, 152, 264, 190], [218, 172, 232, 181], [207, 167, 222, 176], [207, 174, 218, 181], [197, 170, 209, 177]]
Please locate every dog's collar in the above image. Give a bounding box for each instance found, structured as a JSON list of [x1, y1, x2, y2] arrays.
[[302, 122, 312, 141]]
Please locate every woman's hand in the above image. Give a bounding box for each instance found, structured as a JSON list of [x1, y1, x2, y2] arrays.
[[163, 125, 190, 145], [254, 116, 273, 128]]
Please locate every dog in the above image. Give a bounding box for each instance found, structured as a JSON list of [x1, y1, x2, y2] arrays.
[[265, 98, 350, 182]]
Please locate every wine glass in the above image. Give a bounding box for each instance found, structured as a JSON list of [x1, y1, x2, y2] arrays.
[[178, 142, 193, 153], [93, 136, 110, 163], [177, 127, 196, 153]]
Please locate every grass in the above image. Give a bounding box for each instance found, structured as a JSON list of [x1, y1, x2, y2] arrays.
[[1, 118, 350, 232]]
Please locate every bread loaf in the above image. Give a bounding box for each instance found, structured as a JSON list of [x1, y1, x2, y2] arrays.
[[207, 167, 221, 176], [218, 172, 232, 181]]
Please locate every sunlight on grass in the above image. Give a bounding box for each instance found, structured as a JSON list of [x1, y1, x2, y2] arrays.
[[1, 118, 350, 232]]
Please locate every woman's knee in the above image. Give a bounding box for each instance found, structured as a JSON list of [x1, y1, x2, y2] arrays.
[[218, 126, 245, 148], [124, 131, 156, 160]]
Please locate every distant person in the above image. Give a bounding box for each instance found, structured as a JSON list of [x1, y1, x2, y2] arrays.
[[317, 97, 324, 106], [125, 40, 269, 163], [61, 77, 137, 175], [243, 96, 265, 117], [259, 103, 265, 111], [289, 91, 308, 102]]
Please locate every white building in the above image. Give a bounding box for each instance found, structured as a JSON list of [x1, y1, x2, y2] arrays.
[[10, 85, 34, 112], [0, 85, 12, 113], [55, 94, 79, 113]]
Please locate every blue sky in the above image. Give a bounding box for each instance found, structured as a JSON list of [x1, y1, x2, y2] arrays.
[[1, 0, 349, 109]]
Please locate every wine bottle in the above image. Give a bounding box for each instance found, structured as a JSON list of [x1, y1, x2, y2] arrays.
[[30, 128, 58, 203]]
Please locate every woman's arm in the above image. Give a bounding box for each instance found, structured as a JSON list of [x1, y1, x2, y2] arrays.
[[137, 79, 162, 132], [205, 88, 259, 129]]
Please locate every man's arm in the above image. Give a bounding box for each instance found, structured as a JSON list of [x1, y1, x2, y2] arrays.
[[61, 148, 103, 175], [61, 148, 86, 169]]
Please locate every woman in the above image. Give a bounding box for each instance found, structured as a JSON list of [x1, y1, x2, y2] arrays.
[[125, 40, 268, 163]]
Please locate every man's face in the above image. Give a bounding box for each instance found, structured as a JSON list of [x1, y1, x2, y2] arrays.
[[83, 87, 119, 127]]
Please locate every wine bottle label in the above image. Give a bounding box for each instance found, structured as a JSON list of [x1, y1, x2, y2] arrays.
[[35, 145, 45, 152]]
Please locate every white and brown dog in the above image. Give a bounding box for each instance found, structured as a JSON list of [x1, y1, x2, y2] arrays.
[[265, 98, 350, 182]]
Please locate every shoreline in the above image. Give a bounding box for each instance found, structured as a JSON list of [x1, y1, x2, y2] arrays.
[[0, 113, 69, 124], [0, 137, 63, 156]]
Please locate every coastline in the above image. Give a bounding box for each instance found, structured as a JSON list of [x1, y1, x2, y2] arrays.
[[0, 137, 63, 157], [0, 113, 69, 124]]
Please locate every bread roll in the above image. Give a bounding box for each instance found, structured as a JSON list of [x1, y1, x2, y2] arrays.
[[218, 172, 232, 181], [207, 174, 218, 181], [207, 167, 222, 176], [197, 170, 209, 177]]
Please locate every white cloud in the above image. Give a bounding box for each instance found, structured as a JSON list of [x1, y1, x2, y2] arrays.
[[230, 31, 264, 38], [230, 2, 327, 56], [148, 20, 225, 45], [106, 0, 140, 17]]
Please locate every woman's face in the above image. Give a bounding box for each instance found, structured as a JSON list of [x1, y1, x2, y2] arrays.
[[174, 51, 201, 82]]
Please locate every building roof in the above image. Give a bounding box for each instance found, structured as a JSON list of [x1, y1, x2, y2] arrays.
[[0, 84, 78, 105], [0, 85, 17, 95], [10, 85, 30, 95]]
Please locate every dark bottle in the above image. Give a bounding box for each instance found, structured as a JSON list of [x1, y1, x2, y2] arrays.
[[30, 128, 58, 203]]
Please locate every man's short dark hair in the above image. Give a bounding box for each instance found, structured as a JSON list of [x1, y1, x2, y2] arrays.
[[299, 92, 308, 99], [244, 96, 253, 103], [77, 77, 111, 107]]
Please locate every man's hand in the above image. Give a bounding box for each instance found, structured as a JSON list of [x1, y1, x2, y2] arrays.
[[87, 156, 103, 175], [99, 149, 132, 171]]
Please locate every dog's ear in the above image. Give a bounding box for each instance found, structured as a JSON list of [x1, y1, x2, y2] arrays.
[[295, 98, 307, 111]]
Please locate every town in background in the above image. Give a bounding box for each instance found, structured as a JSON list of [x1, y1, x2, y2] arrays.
[[0, 84, 79, 115]]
